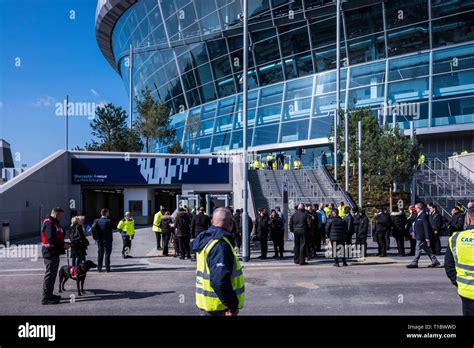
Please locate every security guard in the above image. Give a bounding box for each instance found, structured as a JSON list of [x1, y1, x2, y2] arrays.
[[117, 212, 135, 258], [418, 153, 425, 168], [267, 153, 274, 171], [253, 158, 261, 170], [294, 158, 302, 170], [283, 161, 290, 170], [460, 150, 469, 155], [272, 161, 277, 170], [153, 206, 165, 250], [192, 208, 245, 316], [338, 202, 346, 218], [445, 207, 474, 316]]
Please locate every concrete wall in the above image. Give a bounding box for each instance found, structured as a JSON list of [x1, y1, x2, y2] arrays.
[[0, 150, 75, 241], [449, 153, 474, 182], [123, 188, 154, 225]]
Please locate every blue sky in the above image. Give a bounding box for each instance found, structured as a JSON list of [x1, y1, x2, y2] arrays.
[[0, 0, 129, 167]]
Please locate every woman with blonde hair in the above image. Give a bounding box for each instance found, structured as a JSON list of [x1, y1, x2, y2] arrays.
[[70, 215, 89, 266]]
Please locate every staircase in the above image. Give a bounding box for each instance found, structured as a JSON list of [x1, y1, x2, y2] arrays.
[[415, 158, 474, 218], [248, 167, 354, 216]]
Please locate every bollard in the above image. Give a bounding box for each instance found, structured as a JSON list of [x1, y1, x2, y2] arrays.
[[2, 222, 10, 245]]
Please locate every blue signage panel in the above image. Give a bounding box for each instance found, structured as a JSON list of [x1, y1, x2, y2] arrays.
[[71, 157, 229, 185]]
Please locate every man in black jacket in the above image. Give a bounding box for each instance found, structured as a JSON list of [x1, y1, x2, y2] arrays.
[[290, 204, 312, 265], [407, 203, 440, 268], [175, 208, 192, 259], [449, 207, 465, 235], [427, 203, 443, 255], [343, 206, 354, 245], [41, 207, 69, 305], [95, 208, 114, 273], [390, 206, 407, 256], [191, 207, 211, 239], [375, 206, 391, 257], [326, 208, 348, 266], [356, 209, 369, 257], [256, 208, 270, 259], [406, 205, 418, 256]]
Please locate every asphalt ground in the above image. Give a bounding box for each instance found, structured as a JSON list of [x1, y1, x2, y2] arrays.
[[0, 226, 462, 315]]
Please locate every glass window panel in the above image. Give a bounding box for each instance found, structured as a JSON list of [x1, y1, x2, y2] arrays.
[[348, 85, 384, 109], [313, 93, 346, 117], [388, 53, 429, 81], [253, 28, 280, 65], [432, 97, 474, 126], [236, 69, 259, 92], [309, 16, 341, 49], [388, 78, 429, 103], [214, 114, 234, 133], [433, 70, 474, 99], [195, 63, 213, 85], [195, 0, 220, 34], [432, 11, 474, 48], [161, 1, 178, 19], [282, 98, 312, 121], [258, 61, 284, 86], [431, 0, 474, 18], [200, 82, 217, 103], [255, 104, 282, 126], [164, 60, 179, 80], [186, 88, 201, 108], [385, 0, 428, 29], [260, 84, 284, 106], [314, 45, 348, 73], [230, 128, 254, 149], [201, 103, 217, 120], [305, 0, 333, 10], [350, 61, 386, 88], [344, 4, 383, 40], [280, 119, 309, 143], [387, 23, 430, 57], [196, 136, 212, 153], [279, 23, 311, 57], [310, 115, 332, 139], [285, 76, 313, 100], [230, 48, 255, 73], [151, 25, 167, 46], [216, 76, 237, 98], [217, 0, 242, 29], [253, 125, 279, 146], [433, 44, 474, 74], [182, 70, 197, 91], [315, 70, 347, 95], [394, 102, 429, 129], [207, 39, 229, 59], [212, 132, 231, 152], [212, 56, 233, 79], [248, 0, 271, 23], [190, 43, 210, 67], [294, 52, 314, 77], [348, 33, 385, 65], [272, 0, 303, 18], [172, 94, 187, 112], [217, 96, 236, 116]]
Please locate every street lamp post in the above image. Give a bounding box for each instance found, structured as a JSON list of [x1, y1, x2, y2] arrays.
[[334, 0, 340, 182], [65, 95, 69, 151], [358, 120, 362, 208], [241, 0, 250, 262], [129, 44, 134, 129]]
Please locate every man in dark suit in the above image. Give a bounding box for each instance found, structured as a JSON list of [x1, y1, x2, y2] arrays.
[[407, 203, 441, 268], [95, 208, 115, 272]]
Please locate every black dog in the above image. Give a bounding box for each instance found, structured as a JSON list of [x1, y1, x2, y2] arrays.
[[58, 260, 97, 296]]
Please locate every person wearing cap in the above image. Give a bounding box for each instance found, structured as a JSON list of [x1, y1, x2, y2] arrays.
[[445, 206, 474, 315], [41, 207, 70, 305], [117, 212, 135, 258], [153, 206, 165, 250]]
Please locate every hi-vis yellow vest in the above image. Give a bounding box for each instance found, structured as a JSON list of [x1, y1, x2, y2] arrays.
[[153, 211, 162, 233], [448, 229, 474, 300], [196, 237, 245, 312]]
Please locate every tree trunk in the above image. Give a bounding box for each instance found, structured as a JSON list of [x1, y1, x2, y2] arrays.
[[389, 183, 393, 213], [146, 137, 149, 153]]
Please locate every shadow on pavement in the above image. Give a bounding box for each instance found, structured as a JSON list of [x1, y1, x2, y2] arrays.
[[68, 289, 175, 302], [96, 266, 190, 272]]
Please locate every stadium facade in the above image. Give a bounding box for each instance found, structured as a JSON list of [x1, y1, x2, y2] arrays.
[[96, 0, 474, 165]]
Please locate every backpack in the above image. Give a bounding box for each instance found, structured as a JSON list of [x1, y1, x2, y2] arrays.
[[91, 219, 99, 240]]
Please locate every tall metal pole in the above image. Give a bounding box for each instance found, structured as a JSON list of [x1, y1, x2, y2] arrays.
[[65, 95, 69, 150], [410, 121, 416, 205], [357, 121, 362, 208], [334, 0, 340, 182], [129, 44, 134, 129], [241, 0, 250, 262]]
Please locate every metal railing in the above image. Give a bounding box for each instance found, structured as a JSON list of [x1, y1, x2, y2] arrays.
[[449, 156, 474, 183], [421, 159, 474, 197]]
